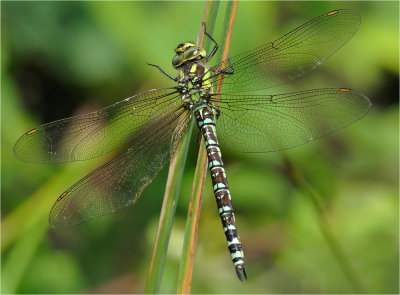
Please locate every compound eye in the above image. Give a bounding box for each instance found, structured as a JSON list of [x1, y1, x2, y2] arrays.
[[172, 54, 184, 68]]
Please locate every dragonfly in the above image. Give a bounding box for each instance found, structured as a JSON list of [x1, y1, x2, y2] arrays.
[[14, 9, 371, 281]]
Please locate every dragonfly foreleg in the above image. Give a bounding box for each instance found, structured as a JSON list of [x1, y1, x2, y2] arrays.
[[206, 57, 234, 81], [147, 62, 177, 81], [202, 22, 219, 63], [220, 56, 234, 75]]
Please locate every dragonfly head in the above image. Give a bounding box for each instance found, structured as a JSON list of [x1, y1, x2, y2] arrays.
[[172, 42, 206, 69]]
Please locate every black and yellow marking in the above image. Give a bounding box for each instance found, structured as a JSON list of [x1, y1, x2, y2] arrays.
[[194, 105, 247, 281], [340, 88, 351, 92], [175, 42, 196, 53]]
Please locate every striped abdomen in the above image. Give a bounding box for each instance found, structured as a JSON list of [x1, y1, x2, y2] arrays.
[[194, 104, 247, 281]]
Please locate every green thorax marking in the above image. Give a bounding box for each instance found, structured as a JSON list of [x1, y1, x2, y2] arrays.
[[178, 62, 213, 110]]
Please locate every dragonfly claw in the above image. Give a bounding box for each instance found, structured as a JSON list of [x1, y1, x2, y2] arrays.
[[235, 265, 247, 281]]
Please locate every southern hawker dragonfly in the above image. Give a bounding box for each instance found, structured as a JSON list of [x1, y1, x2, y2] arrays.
[[14, 9, 371, 281]]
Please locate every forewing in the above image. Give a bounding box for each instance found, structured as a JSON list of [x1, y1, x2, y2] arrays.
[[14, 88, 181, 163], [49, 108, 190, 228], [212, 10, 360, 93], [214, 88, 371, 152]]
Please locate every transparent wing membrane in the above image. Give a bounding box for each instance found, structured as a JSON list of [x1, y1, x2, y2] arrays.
[[49, 109, 190, 228], [212, 88, 371, 152], [14, 88, 181, 163], [210, 10, 361, 93]]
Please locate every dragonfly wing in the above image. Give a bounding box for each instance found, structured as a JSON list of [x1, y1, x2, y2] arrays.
[[212, 9, 360, 93], [213, 88, 371, 152], [49, 108, 190, 228], [14, 88, 181, 163]]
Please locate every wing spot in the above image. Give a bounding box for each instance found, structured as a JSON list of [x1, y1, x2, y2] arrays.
[[57, 192, 68, 201], [26, 129, 38, 135], [327, 10, 339, 16]]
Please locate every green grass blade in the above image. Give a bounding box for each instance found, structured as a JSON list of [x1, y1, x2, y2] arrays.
[[145, 2, 225, 292], [145, 121, 194, 294], [176, 141, 207, 294], [1, 219, 48, 294], [197, 0, 220, 53], [283, 156, 366, 293], [177, 1, 238, 292]]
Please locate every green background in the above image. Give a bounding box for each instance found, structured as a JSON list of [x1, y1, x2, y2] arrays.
[[1, 1, 398, 293]]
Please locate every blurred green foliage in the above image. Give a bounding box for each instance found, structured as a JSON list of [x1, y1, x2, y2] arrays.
[[1, 1, 398, 293]]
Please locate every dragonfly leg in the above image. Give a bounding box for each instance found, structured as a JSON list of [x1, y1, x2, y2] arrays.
[[207, 56, 234, 80], [202, 22, 219, 63], [147, 62, 177, 81], [202, 22, 234, 75], [219, 56, 234, 75]]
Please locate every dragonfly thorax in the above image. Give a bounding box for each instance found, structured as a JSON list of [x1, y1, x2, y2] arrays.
[[178, 62, 213, 110]]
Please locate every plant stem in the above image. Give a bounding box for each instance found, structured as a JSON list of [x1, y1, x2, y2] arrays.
[[283, 156, 366, 293], [145, 121, 194, 294], [177, 1, 238, 292]]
